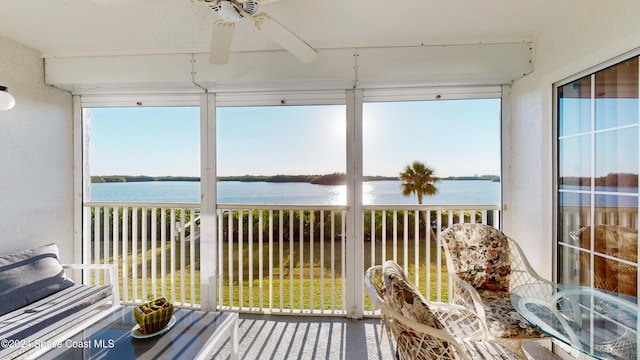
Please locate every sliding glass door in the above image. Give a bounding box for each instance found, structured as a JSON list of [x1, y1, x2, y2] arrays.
[[556, 56, 639, 296]]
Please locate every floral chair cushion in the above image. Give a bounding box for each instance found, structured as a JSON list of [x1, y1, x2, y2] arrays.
[[382, 260, 451, 358], [443, 223, 511, 291], [476, 289, 545, 339], [382, 260, 445, 330]]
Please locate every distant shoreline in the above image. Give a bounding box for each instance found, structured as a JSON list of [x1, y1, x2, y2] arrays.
[[91, 173, 501, 185]]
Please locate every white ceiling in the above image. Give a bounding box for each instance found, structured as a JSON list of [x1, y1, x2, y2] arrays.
[[0, 0, 588, 94], [0, 0, 576, 59]]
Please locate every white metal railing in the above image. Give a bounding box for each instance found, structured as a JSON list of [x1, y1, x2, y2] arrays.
[[215, 205, 348, 315], [83, 202, 201, 308], [361, 205, 501, 314], [83, 202, 501, 316]]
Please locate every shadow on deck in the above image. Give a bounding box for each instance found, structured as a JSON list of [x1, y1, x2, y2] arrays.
[[209, 314, 395, 359]]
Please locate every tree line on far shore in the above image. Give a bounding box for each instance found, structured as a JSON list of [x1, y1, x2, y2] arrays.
[[91, 175, 200, 183], [90, 173, 499, 185], [90, 173, 398, 185]]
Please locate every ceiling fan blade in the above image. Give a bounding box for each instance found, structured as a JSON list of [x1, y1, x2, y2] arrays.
[[253, 14, 318, 64], [209, 21, 235, 64]]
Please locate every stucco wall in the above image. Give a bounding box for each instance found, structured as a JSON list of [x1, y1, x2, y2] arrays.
[[508, 1, 640, 279], [0, 35, 74, 262]]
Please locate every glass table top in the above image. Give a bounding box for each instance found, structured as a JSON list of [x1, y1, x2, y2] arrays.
[[34, 306, 236, 360], [511, 282, 638, 360]]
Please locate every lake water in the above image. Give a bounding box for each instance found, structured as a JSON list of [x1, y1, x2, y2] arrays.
[[90, 180, 500, 205]]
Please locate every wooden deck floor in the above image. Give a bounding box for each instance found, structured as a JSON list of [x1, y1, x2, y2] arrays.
[[205, 313, 562, 360], [207, 314, 395, 360]]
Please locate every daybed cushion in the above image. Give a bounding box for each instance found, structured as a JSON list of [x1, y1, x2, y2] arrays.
[[0, 284, 113, 343], [0, 243, 75, 316]]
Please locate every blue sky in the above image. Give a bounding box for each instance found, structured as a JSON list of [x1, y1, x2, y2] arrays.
[[89, 107, 201, 177], [89, 99, 500, 177]]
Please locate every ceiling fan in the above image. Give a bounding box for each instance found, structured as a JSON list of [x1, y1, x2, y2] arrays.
[[194, 0, 318, 64]]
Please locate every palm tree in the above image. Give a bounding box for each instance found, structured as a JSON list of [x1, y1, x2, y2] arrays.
[[400, 161, 440, 204], [400, 161, 440, 241]]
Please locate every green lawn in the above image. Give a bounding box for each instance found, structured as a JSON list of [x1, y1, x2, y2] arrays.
[[96, 237, 449, 311]]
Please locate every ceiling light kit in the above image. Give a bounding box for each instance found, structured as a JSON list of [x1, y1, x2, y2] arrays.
[[0, 86, 15, 110]]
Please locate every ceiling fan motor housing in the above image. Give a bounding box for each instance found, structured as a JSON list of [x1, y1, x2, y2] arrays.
[[210, 0, 259, 23]]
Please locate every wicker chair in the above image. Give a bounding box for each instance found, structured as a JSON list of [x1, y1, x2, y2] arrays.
[[365, 261, 519, 360], [440, 223, 550, 358]]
